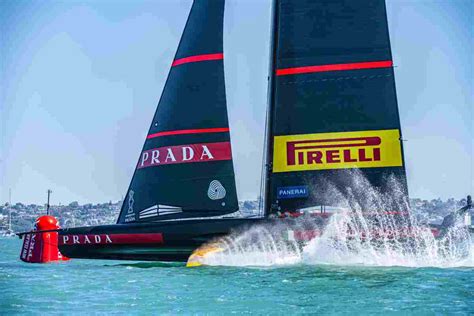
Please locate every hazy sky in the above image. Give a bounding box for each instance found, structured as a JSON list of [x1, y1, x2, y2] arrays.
[[1, 0, 472, 205]]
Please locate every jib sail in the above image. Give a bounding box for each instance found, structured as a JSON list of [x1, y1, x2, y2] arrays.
[[264, 0, 408, 214], [118, 0, 238, 223]]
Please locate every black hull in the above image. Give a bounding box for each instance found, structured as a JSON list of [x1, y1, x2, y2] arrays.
[[59, 218, 264, 262], [57, 215, 459, 263]]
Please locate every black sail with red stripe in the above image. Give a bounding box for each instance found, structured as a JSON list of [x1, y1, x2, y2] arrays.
[[264, 0, 408, 214], [118, 0, 238, 223]]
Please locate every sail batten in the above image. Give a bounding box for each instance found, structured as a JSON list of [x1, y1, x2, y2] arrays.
[[172, 53, 224, 67], [276, 60, 393, 76], [147, 127, 230, 139]]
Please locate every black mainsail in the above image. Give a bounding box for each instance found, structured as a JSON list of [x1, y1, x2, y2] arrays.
[[117, 0, 238, 223], [264, 0, 408, 214]]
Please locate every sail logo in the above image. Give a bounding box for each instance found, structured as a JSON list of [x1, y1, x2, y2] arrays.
[[273, 129, 403, 173], [277, 186, 309, 199], [127, 190, 134, 214], [139, 205, 182, 220], [138, 142, 232, 169], [207, 180, 226, 200]]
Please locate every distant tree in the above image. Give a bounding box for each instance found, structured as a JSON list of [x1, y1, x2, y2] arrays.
[[14, 203, 25, 209], [69, 201, 79, 207]]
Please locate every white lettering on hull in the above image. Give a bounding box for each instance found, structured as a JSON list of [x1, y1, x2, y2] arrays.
[[60, 234, 114, 245]]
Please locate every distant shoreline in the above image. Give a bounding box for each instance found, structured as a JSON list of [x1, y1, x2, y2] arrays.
[[0, 197, 469, 233]]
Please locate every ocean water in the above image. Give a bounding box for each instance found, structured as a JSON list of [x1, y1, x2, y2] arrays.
[[1, 237, 473, 315]]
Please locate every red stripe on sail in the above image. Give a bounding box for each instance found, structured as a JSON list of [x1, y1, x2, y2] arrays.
[[138, 141, 232, 169], [276, 60, 393, 76], [172, 53, 224, 67], [59, 233, 164, 245], [147, 127, 229, 139]]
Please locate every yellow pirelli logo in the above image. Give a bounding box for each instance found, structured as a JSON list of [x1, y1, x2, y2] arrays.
[[273, 129, 403, 173]]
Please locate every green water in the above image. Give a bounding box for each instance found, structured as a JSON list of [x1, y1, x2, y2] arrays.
[[1, 238, 473, 314]]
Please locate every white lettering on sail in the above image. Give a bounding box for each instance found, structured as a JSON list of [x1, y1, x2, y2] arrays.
[[84, 235, 91, 244], [95, 235, 101, 243], [151, 150, 160, 164], [140, 152, 149, 167], [182, 147, 194, 161], [73, 235, 80, 244], [137, 142, 232, 169], [200, 145, 214, 160], [105, 235, 113, 243], [165, 148, 176, 162], [63, 236, 69, 244]]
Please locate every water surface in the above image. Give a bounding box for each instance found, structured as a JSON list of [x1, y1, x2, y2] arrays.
[[1, 238, 473, 314]]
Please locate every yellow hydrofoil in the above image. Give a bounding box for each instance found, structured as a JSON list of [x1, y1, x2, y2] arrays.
[[186, 243, 225, 267]]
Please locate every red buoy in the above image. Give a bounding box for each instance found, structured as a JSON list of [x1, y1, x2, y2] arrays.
[[20, 215, 69, 263]]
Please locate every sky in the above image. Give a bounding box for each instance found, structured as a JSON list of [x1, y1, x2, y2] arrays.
[[0, 0, 472, 205]]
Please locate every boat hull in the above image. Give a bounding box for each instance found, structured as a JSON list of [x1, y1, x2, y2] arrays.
[[58, 218, 264, 262], [57, 215, 467, 263]]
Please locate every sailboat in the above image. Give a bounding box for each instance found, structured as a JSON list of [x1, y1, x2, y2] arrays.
[[18, 0, 469, 263]]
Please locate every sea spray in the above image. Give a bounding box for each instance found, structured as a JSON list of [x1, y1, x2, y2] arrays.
[[302, 171, 472, 267], [301, 211, 470, 267], [199, 171, 472, 268], [198, 221, 302, 266]]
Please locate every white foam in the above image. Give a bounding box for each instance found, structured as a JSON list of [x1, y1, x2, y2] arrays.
[[201, 171, 473, 268], [302, 211, 472, 268]]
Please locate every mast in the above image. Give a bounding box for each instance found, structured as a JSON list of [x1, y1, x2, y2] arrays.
[[263, 0, 280, 216]]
